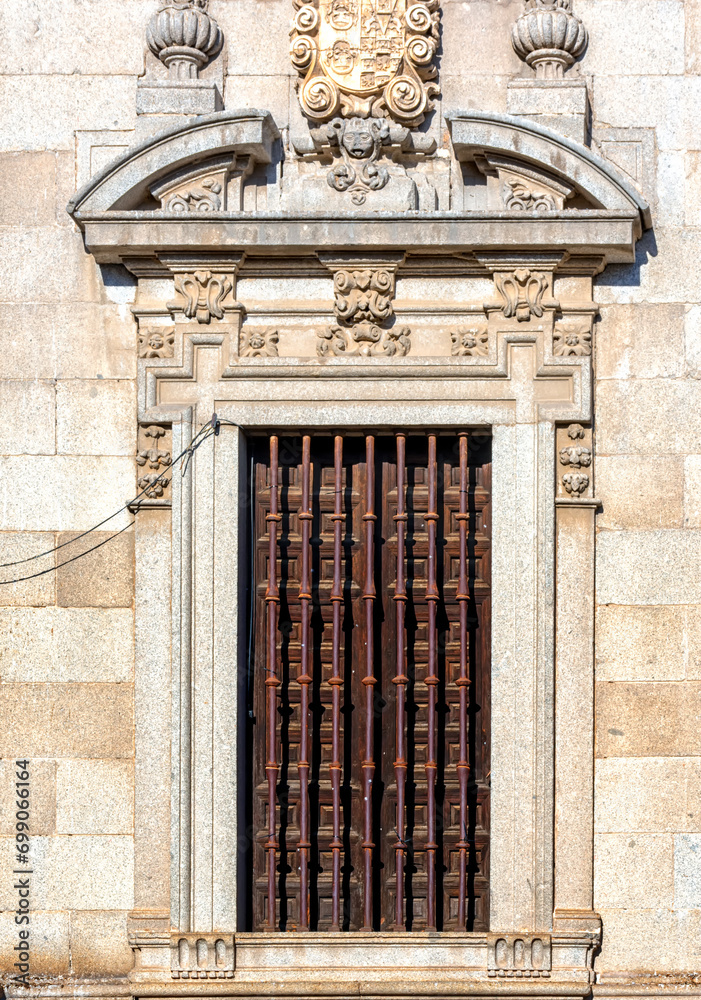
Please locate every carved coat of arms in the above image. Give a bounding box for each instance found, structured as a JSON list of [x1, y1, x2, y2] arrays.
[[291, 0, 440, 126]]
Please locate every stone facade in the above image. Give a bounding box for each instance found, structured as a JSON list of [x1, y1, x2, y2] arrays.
[[0, 0, 699, 997]]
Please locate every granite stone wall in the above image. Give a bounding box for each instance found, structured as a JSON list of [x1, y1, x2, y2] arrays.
[[0, 0, 699, 983]]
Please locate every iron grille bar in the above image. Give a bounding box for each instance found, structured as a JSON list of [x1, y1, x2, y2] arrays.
[[297, 435, 313, 930], [425, 433, 439, 930], [456, 431, 471, 928], [393, 432, 408, 930], [362, 434, 377, 930], [265, 434, 281, 931], [329, 434, 344, 930]]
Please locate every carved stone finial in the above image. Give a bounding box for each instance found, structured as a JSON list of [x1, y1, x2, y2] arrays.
[[147, 0, 223, 80], [511, 0, 587, 80]]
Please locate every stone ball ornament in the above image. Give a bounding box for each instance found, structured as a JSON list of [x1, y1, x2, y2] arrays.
[[511, 0, 588, 79], [147, 0, 223, 80]]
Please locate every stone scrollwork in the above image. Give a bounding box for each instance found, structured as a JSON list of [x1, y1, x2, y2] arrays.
[[495, 268, 549, 322], [554, 321, 592, 356], [318, 322, 410, 356], [326, 116, 391, 204], [333, 267, 395, 324], [165, 178, 223, 213], [240, 327, 280, 357], [291, 0, 440, 126], [502, 180, 556, 212], [450, 322, 489, 357], [174, 270, 232, 324]]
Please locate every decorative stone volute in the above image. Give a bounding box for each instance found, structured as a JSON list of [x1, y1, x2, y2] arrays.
[[511, 0, 587, 80], [147, 0, 223, 80]]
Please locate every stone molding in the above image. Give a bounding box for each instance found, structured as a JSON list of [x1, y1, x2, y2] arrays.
[[62, 108, 652, 1000]]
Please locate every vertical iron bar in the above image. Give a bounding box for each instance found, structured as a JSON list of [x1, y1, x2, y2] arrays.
[[393, 433, 408, 930], [329, 435, 344, 930], [297, 435, 313, 930], [425, 433, 439, 930], [456, 432, 470, 929], [362, 434, 377, 930], [265, 435, 281, 931]]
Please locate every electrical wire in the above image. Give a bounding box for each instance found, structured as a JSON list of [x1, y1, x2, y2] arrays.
[[0, 419, 216, 572], [0, 416, 226, 585]]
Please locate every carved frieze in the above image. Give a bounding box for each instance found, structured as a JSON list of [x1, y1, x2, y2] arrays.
[[333, 267, 395, 324], [487, 934, 552, 978], [138, 326, 175, 359], [450, 322, 489, 357], [240, 327, 280, 357], [291, 0, 440, 126], [502, 180, 556, 212], [171, 934, 235, 979], [318, 322, 410, 356]]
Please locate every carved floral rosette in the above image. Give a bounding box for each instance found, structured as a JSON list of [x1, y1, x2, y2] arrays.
[[290, 0, 440, 126]]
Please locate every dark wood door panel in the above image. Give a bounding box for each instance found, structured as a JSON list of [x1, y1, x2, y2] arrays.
[[248, 433, 491, 933]]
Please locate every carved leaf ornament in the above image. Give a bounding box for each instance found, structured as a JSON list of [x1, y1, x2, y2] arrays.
[[291, 0, 440, 126]]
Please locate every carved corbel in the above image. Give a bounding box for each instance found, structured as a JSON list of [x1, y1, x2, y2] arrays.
[[478, 254, 562, 325], [171, 933, 235, 979], [316, 253, 411, 357], [161, 254, 244, 327]]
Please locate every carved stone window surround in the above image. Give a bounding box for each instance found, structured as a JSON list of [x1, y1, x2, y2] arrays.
[[67, 108, 650, 1000]]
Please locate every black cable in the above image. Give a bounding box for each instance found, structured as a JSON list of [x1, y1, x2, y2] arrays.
[[0, 419, 216, 571], [0, 520, 135, 585]]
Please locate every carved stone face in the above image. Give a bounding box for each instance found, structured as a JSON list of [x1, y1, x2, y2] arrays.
[[329, 40, 354, 74], [341, 125, 375, 158]]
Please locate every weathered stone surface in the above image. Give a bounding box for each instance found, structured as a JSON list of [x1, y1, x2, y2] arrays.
[[596, 757, 701, 833], [579, 0, 684, 76], [0, 835, 134, 910], [69, 910, 133, 976], [0, 228, 98, 304], [55, 529, 134, 608], [0, 758, 56, 835], [596, 304, 685, 380], [0, 911, 69, 976], [224, 75, 290, 130], [596, 457, 684, 530], [686, 303, 701, 377], [0, 532, 56, 606], [594, 833, 674, 908], [596, 682, 701, 757], [596, 908, 701, 971], [56, 380, 136, 457], [0, 303, 136, 381], [0, 683, 133, 757], [595, 605, 701, 682], [0, 457, 135, 531], [0, 151, 60, 227], [56, 760, 133, 834], [0, 607, 133, 681], [0, 75, 136, 152], [0, 380, 55, 455], [674, 833, 701, 908], [596, 380, 701, 455], [684, 456, 701, 529], [592, 76, 701, 154], [597, 530, 701, 604]]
